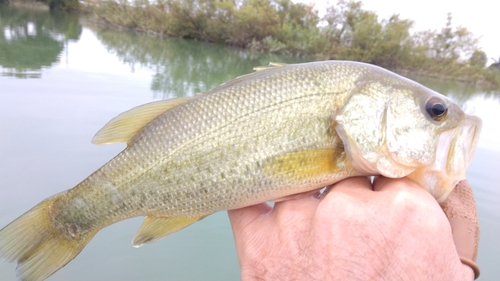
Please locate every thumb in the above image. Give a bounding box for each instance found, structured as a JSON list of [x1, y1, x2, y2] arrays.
[[441, 180, 480, 279]]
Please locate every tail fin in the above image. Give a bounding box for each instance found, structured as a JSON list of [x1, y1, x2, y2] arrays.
[[0, 195, 96, 281]]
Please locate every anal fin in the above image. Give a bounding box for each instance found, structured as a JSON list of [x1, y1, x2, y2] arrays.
[[132, 216, 207, 248]]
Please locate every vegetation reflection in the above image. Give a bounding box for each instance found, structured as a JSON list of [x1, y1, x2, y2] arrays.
[[0, 5, 81, 78], [89, 23, 499, 101], [91, 24, 305, 98]]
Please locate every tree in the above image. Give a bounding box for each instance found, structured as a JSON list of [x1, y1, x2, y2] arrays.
[[429, 13, 479, 64], [469, 50, 487, 68]]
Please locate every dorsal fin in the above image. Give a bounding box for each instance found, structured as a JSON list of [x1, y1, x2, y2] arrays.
[[92, 97, 191, 145], [204, 62, 289, 94], [253, 62, 287, 72]]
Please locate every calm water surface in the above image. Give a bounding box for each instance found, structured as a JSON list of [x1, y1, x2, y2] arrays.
[[0, 5, 499, 281]]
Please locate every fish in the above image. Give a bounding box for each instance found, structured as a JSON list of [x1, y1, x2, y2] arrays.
[[0, 60, 481, 281]]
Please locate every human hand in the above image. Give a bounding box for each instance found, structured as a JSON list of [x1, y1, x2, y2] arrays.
[[228, 176, 476, 281], [441, 180, 480, 279]]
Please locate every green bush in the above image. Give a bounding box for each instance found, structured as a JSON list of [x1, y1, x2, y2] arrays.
[[87, 0, 500, 89], [36, 0, 79, 10]]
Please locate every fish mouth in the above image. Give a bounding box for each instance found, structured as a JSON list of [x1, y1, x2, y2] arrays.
[[446, 115, 482, 179], [409, 115, 482, 202]]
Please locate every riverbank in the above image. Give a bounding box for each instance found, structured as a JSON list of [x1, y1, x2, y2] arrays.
[[88, 0, 500, 91], [4, 0, 48, 10], [9, 0, 500, 90]]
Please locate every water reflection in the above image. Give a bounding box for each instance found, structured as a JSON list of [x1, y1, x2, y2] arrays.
[[84, 24, 500, 104], [408, 75, 500, 105], [0, 5, 81, 78], [88, 24, 304, 98]]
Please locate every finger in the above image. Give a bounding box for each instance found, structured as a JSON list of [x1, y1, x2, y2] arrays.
[[324, 176, 372, 198], [318, 186, 333, 199], [316, 177, 373, 209], [272, 189, 322, 202], [227, 203, 272, 230], [272, 190, 321, 214], [441, 180, 480, 279], [372, 176, 423, 193]]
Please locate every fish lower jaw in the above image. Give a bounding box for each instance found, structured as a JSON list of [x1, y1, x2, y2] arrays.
[[407, 169, 456, 203]]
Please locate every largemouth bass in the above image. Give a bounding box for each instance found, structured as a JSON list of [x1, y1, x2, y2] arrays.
[[0, 61, 481, 281]]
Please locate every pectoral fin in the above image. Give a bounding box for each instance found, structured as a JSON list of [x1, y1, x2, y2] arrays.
[[262, 148, 345, 181], [132, 215, 207, 248], [92, 98, 192, 145]]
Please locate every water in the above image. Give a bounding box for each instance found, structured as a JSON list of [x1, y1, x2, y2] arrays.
[[0, 5, 499, 281]]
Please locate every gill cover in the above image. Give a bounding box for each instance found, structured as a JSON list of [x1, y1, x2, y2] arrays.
[[335, 84, 441, 178]]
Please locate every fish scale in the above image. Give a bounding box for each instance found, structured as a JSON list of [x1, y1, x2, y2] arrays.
[[0, 61, 481, 281]]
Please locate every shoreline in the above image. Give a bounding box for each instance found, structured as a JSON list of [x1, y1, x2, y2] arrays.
[[5, 0, 500, 90]]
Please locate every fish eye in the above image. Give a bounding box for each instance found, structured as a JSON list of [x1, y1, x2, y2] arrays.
[[425, 97, 448, 122]]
